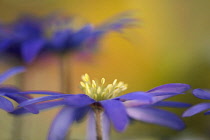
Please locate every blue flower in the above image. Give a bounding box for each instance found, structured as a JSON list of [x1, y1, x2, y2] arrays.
[[0, 66, 39, 113], [0, 16, 46, 64], [182, 88, 210, 117], [14, 74, 190, 140], [0, 13, 137, 64]]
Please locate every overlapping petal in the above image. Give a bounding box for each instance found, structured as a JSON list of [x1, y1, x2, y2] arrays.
[[19, 94, 72, 107], [12, 100, 65, 115], [64, 94, 95, 107], [115, 91, 152, 103]]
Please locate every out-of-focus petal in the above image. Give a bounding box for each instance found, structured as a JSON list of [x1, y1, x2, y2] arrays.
[[19, 94, 72, 107], [21, 38, 46, 63], [147, 83, 191, 93], [48, 106, 75, 140], [64, 94, 95, 107], [204, 111, 210, 115], [127, 107, 185, 130], [15, 91, 62, 95], [0, 96, 14, 112], [115, 92, 152, 103], [182, 103, 210, 117], [154, 101, 191, 108], [0, 86, 20, 95], [100, 100, 128, 132], [0, 66, 25, 84], [193, 89, 210, 100], [86, 111, 110, 140], [11, 100, 65, 115]]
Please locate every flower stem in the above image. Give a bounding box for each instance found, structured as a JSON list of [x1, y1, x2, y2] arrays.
[[93, 107, 103, 140], [58, 54, 71, 94]]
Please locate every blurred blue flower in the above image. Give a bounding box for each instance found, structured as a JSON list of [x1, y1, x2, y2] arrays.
[[13, 74, 190, 140], [0, 66, 40, 113], [183, 89, 210, 117], [0, 16, 46, 64], [0, 13, 137, 64]]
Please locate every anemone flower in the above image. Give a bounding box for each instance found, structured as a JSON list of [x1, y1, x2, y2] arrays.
[[0, 16, 46, 64], [0, 13, 137, 65], [182, 88, 210, 117], [13, 74, 190, 140], [0, 66, 41, 113]]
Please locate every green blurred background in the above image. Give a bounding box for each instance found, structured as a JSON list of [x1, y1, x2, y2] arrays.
[[0, 0, 210, 139]]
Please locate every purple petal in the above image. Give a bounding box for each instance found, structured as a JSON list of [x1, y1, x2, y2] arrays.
[[12, 100, 65, 115], [204, 111, 210, 115], [149, 92, 182, 96], [193, 89, 210, 100], [154, 101, 191, 108], [86, 111, 110, 140], [64, 94, 95, 107], [116, 92, 152, 103], [0, 96, 14, 112], [15, 91, 62, 95], [74, 107, 90, 122], [21, 38, 46, 63], [147, 83, 191, 93], [127, 107, 185, 130], [0, 86, 20, 95], [123, 100, 152, 107], [182, 103, 210, 117], [6, 94, 39, 114], [152, 95, 178, 103], [18, 94, 72, 107], [48, 106, 75, 140], [0, 66, 25, 84], [100, 100, 128, 132]]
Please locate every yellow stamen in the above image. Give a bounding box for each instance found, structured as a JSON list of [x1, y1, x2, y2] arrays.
[[80, 74, 127, 101]]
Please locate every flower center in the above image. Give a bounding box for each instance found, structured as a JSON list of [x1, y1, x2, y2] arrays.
[[80, 74, 128, 101]]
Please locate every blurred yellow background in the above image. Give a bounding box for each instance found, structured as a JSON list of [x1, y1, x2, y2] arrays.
[[0, 0, 210, 140]]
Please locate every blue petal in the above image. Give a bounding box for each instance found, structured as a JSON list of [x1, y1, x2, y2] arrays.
[[182, 103, 210, 117], [74, 106, 90, 122], [19, 94, 72, 107], [64, 94, 95, 107], [6, 94, 39, 114], [86, 111, 110, 140], [11, 100, 65, 115], [127, 106, 185, 130], [48, 106, 75, 140], [193, 89, 210, 100], [115, 92, 152, 103], [204, 111, 210, 115], [21, 38, 45, 63], [0, 86, 20, 95], [68, 25, 93, 47], [0, 66, 25, 84], [147, 83, 191, 93], [153, 101, 192, 108], [15, 91, 62, 95], [0, 96, 14, 112], [100, 100, 128, 132]]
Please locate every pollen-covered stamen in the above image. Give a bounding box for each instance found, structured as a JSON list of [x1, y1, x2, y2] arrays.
[[80, 73, 128, 101]]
